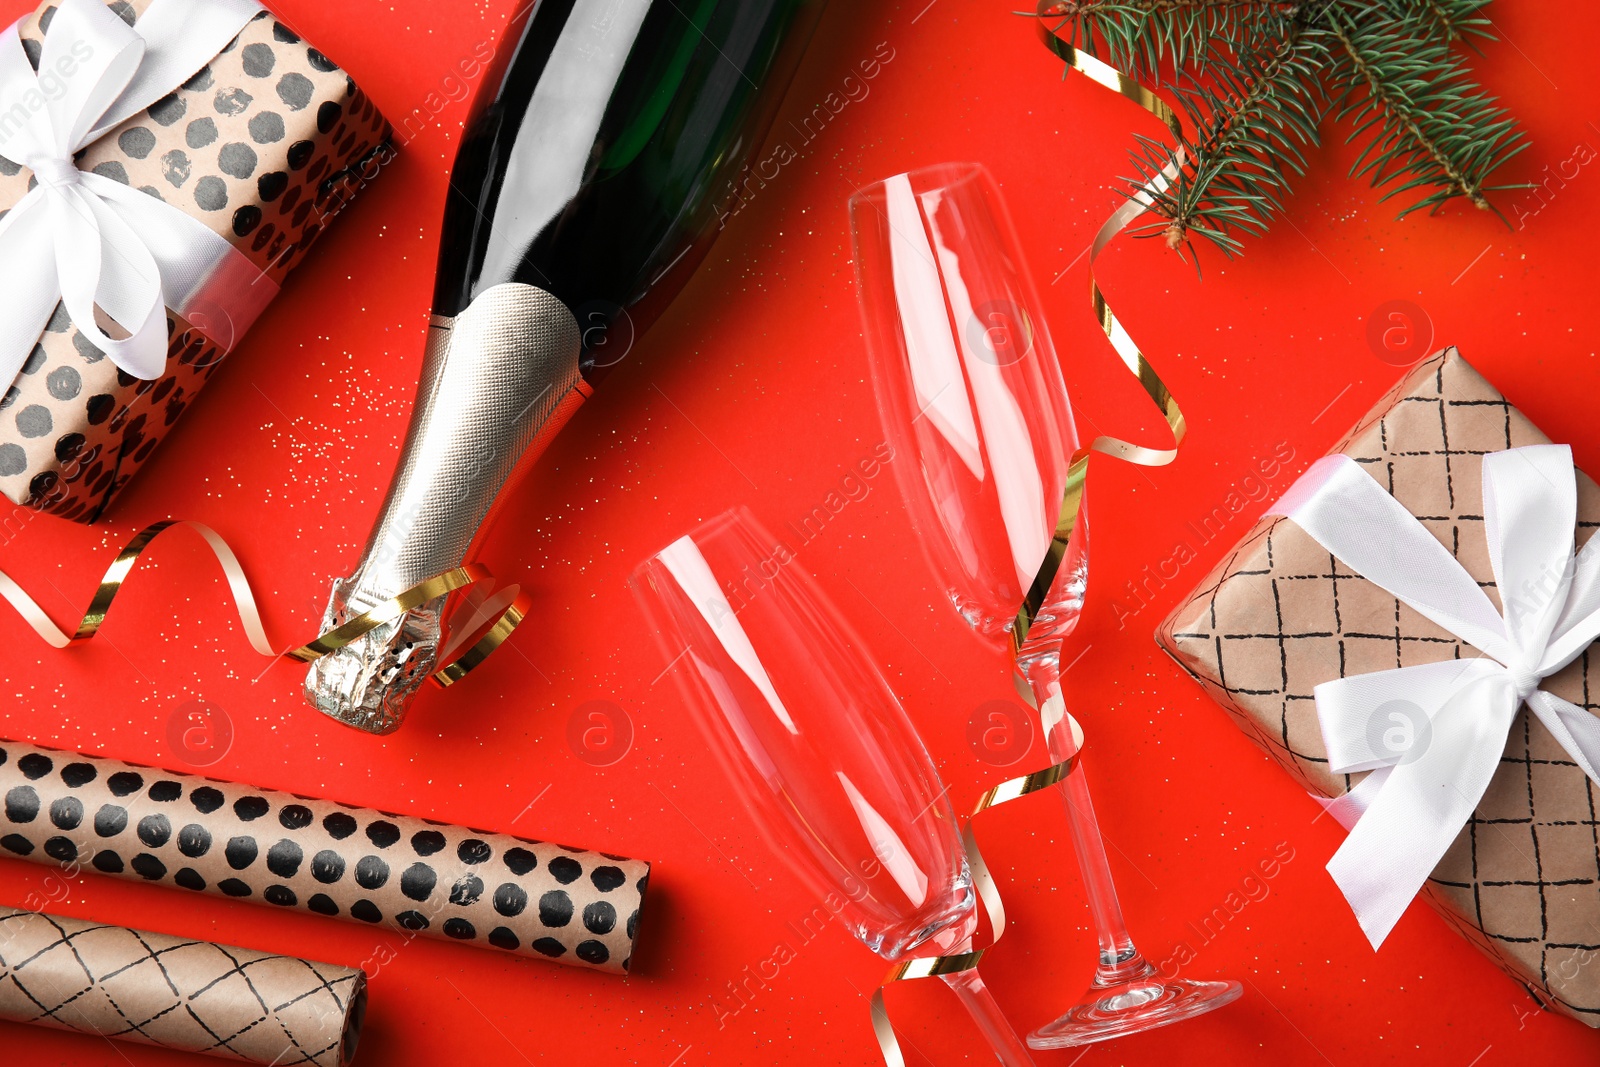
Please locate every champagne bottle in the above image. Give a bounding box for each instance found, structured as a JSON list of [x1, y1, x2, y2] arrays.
[[305, 0, 826, 733]]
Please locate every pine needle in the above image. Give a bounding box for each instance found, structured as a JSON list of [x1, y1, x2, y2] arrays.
[[1045, 0, 1529, 261]]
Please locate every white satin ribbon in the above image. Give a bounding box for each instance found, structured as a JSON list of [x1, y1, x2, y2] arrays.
[[1266, 444, 1600, 948], [0, 0, 269, 387]]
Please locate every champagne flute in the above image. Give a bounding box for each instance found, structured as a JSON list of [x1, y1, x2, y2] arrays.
[[633, 508, 1036, 1066], [850, 162, 1240, 1046]]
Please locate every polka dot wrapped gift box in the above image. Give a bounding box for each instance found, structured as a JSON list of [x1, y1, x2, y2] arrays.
[[0, 0, 392, 522], [0, 739, 650, 972]]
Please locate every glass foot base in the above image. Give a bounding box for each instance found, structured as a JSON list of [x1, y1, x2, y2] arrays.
[[1027, 969, 1242, 1048]]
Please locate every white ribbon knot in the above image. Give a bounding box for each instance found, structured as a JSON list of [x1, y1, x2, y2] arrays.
[[1506, 665, 1541, 704], [0, 0, 269, 388], [1267, 443, 1600, 948], [31, 154, 80, 189]]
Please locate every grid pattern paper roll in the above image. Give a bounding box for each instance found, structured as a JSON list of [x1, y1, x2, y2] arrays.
[[0, 908, 365, 1065], [0, 740, 648, 973]]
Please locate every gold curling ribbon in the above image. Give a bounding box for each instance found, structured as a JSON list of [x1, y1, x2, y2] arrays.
[[1011, 5, 1188, 658], [870, 7, 1191, 1062], [0, 519, 523, 687], [869, 756, 1079, 1064]]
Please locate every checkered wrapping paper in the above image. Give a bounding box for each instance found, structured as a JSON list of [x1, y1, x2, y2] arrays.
[[1158, 348, 1600, 1026], [0, 908, 364, 1063]]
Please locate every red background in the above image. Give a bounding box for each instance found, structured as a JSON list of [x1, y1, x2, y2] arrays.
[[2, 1, 1598, 1064]]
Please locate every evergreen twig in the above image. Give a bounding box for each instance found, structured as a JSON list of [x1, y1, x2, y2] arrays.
[[1328, 1, 1528, 221], [1045, 0, 1529, 261], [1122, 13, 1332, 259], [1055, 0, 1290, 75]]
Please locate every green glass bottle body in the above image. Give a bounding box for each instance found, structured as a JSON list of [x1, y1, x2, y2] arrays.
[[433, 0, 825, 382], [303, 0, 824, 732]]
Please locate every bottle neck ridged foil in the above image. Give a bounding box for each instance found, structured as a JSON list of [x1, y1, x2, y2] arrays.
[[304, 283, 582, 733]]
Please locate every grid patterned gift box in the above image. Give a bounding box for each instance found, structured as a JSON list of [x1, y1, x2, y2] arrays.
[[1158, 347, 1600, 1027]]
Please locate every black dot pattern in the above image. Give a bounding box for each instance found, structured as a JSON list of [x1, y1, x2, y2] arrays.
[[0, 6, 395, 524], [225, 836, 258, 870], [310, 850, 345, 883], [177, 824, 211, 857], [0, 740, 647, 972], [234, 796, 269, 821], [354, 855, 388, 889], [17, 754, 52, 779], [279, 804, 314, 830], [59, 763, 95, 788], [48, 797, 82, 831], [267, 839, 304, 877], [107, 772, 142, 796], [548, 856, 582, 884], [4, 786, 39, 823], [136, 813, 171, 847], [323, 812, 357, 840], [399, 863, 435, 902], [493, 884, 528, 917]]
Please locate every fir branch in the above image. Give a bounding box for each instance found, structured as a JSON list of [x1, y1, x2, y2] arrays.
[[1038, 0, 1529, 260], [1379, 0, 1495, 45], [1051, 0, 1291, 77], [1327, 2, 1528, 218], [1122, 17, 1332, 258]]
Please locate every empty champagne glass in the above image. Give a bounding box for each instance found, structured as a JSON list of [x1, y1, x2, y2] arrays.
[[633, 508, 1035, 1065], [851, 162, 1240, 1046]]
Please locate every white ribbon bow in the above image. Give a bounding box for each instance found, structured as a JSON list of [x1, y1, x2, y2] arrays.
[[0, 0, 270, 386], [1267, 443, 1600, 948]]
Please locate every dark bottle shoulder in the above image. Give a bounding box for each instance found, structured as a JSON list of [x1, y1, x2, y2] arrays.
[[433, 0, 821, 342]]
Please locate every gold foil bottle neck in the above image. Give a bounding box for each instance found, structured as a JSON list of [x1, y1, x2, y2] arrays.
[[305, 283, 583, 733]]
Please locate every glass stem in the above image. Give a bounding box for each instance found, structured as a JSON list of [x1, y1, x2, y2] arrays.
[[939, 941, 1036, 1066], [1024, 650, 1151, 984]]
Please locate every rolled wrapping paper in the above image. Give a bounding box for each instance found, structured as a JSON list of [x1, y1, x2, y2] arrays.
[[0, 908, 365, 1066], [0, 741, 648, 973]]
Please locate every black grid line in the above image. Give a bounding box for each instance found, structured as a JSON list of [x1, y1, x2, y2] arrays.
[[1158, 349, 1600, 1022]]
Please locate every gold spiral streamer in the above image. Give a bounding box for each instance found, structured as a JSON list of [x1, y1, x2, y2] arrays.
[[870, 754, 1078, 1066], [1012, 6, 1189, 657], [869, 7, 1191, 1062], [0, 519, 522, 688]]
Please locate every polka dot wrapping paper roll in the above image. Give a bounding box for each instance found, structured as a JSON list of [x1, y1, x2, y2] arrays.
[[0, 0, 394, 522], [0, 908, 366, 1065], [0, 740, 650, 973]]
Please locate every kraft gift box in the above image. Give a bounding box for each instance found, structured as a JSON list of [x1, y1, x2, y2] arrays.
[[0, 0, 391, 521], [1158, 348, 1600, 1026]]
